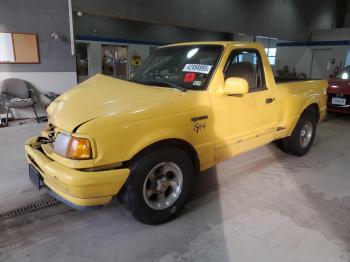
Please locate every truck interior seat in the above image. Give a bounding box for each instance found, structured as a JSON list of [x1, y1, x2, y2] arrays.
[[225, 62, 257, 89]]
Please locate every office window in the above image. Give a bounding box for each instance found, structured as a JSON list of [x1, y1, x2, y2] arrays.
[[265, 47, 276, 65]]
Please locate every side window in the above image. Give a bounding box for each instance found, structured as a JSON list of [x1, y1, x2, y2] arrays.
[[224, 49, 266, 91]]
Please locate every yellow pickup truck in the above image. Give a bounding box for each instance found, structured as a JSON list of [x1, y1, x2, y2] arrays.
[[25, 41, 327, 224]]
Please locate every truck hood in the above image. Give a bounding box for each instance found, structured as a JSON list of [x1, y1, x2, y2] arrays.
[[47, 74, 204, 132], [328, 79, 350, 95]]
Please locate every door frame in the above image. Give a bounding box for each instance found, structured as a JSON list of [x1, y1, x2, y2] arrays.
[[101, 44, 129, 79]]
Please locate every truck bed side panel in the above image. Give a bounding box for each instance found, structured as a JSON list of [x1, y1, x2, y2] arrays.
[[275, 80, 327, 138]]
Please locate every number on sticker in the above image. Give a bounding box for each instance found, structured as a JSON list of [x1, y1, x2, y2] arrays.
[[183, 64, 212, 74]]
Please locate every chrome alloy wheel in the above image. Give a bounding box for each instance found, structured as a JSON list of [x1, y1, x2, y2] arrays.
[[300, 121, 313, 148], [143, 162, 183, 210]]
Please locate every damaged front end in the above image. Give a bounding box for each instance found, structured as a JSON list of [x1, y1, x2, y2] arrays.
[[24, 128, 130, 209]]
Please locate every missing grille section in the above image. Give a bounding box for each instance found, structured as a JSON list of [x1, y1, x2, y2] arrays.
[[0, 198, 61, 221]]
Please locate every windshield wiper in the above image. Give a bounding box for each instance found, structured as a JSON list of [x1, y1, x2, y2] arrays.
[[157, 80, 187, 92], [132, 79, 187, 92]]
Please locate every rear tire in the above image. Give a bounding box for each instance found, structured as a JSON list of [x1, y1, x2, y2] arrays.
[[124, 147, 194, 224], [281, 109, 317, 156]]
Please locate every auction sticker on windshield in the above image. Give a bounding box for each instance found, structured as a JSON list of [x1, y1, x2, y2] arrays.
[[183, 64, 212, 74]]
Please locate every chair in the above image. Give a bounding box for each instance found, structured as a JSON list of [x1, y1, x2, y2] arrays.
[[0, 78, 38, 126]]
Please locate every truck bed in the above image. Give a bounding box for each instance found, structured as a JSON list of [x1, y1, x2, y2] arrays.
[[274, 77, 312, 83]]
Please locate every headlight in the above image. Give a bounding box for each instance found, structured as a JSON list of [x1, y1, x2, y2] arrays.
[[54, 133, 92, 160]]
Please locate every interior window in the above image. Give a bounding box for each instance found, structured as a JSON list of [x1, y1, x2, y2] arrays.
[[224, 50, 265, 91]]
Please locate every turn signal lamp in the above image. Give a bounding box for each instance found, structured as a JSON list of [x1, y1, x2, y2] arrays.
[[54, 133, 92, 160], [66, 137, 92, 160]]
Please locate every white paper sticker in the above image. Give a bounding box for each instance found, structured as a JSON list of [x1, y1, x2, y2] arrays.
[[183, 64, 212, 74], [193, 80, 202, 86]]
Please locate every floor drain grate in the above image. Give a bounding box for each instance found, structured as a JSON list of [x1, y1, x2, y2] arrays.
[[0, 198, 61, 221]]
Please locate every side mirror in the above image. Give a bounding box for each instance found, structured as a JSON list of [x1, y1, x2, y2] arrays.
[[223, 77, 249, 96]]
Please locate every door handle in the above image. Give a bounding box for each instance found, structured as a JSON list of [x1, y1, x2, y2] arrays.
[[266, 98, 275, 104]]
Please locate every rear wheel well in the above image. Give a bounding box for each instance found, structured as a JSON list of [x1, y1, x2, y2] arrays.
[[128, 139, 200, 173], [302, 104, 319, 122]]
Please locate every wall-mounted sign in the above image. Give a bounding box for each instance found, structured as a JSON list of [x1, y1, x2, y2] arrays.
[[0, 32, 40, 64], [131, 55, 141, 66]]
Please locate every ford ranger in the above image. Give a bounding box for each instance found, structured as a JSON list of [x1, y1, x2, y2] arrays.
[[25, 42, 327, 224]]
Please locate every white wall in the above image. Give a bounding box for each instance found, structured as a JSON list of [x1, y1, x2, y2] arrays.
[[275, 29, 350, 79], [346, 49, 350, 67], [276, 46, 348, 78], [0, 72, 77, 118], [276, 47, 313, 76]]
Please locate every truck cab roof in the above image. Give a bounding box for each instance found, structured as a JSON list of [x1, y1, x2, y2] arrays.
[[164, 41, 265, 49]]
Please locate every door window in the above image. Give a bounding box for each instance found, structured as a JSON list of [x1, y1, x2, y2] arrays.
[[101, 45, 128, 80], [224, 49, 266, 91]]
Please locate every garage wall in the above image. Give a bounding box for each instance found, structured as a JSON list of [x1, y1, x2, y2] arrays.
[[74, 14, 231, 77], [76, 40, 157, 77], [312, 28, 350, 41], [343, 0, 350, 27], [276, 47, 313, 76], [0, 0, 77, 118], [74, 15, 230, 44], [72, 0, 340, 41], [276, 44, 348, 78], [0, 1, 77, 95], [275, 29, 350, 79]]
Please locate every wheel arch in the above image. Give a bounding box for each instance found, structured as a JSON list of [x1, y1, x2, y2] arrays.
[[127, 138, 200, 173], [301, 103, 320, 122], [284, 102, 320, 137]]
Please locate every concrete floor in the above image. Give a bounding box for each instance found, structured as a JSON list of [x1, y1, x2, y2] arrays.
[[0, 114, 350, 262], [0, 121, 47, 214]]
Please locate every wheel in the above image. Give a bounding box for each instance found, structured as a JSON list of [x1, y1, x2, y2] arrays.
[[123, 147, 194, 224], [281, 109, 317, 156]]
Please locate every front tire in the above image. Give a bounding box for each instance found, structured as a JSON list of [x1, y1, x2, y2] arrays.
[[124, 147, 194, 224], [282, 109, 317, 156]]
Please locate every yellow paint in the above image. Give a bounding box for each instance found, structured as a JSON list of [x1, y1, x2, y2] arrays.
[[25, 41, 327, 207], [25, 137, 129, 206], [223, 77, 249, 95]]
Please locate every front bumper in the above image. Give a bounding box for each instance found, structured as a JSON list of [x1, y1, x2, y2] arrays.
[[25, 137, 130, 207], [327, 104, 350, 114]]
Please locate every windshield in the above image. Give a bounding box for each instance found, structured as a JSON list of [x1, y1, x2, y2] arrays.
[[335, 66, 350, 80], [132, 45, 223, 91]]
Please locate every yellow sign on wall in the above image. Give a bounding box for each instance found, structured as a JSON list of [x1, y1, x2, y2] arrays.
[[131, 55, 141, 66]]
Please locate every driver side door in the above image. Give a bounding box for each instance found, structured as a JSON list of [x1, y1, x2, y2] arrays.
[[214, 48, 277, 162]]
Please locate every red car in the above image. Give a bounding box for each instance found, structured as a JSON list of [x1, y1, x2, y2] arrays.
[[327, 66, 350, 114]]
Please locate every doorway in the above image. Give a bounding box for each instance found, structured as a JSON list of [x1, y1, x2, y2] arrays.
[[75, 43, 89, 83], [101, 45, 128, 80]]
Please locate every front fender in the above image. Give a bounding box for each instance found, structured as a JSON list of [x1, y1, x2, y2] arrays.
[[78, 109, 212, 168]]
